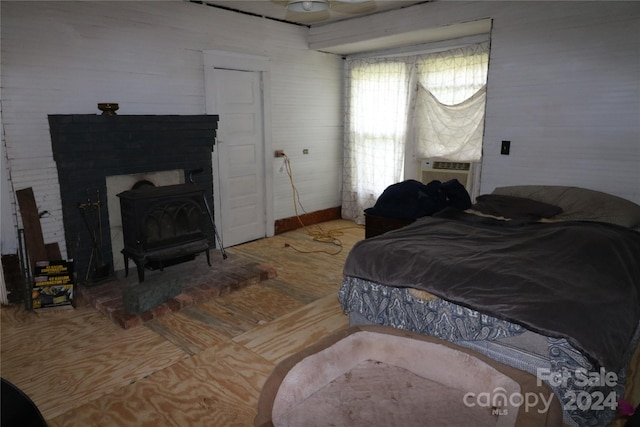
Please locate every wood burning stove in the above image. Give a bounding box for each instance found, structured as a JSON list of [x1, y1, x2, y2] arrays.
[[117, 184, 211, 282]]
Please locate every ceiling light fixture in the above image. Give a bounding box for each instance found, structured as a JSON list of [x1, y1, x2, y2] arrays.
[[286, 0, 330, 13]]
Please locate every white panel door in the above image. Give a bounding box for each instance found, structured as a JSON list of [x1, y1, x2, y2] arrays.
[[214, 68, 266, 247]]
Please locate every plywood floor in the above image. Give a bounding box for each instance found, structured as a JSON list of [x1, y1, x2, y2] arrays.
[[1, 219, 363, 426], [2, 218, 639, 426]]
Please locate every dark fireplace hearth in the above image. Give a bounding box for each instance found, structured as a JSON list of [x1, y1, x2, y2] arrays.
[[118, 183, 211, 282], [49, 114, 219, 284]]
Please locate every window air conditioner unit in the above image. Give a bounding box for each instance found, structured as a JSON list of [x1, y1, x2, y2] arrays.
[[419, 159, 474, 192]]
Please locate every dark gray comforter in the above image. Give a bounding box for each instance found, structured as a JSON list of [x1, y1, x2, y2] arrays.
[[343, 210, 640, 371]]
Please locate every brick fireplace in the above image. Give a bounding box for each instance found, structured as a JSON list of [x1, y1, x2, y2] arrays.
[[49, 114, 219, 285]]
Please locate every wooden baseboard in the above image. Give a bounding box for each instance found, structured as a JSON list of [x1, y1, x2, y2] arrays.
[[275, 207, 342, 235]]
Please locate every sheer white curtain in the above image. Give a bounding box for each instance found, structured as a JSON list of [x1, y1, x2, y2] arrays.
[[341, 42, 489, 223], [413, 42, 489, 161], [413, 86, 486, 161], [341, 58, 413, 224]]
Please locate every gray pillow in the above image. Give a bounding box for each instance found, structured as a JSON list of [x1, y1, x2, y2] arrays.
[[491, 185, 640, 228], [472, 194, 563, 219]]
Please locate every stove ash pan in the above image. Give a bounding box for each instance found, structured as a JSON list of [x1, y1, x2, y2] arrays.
[[117, 184, 212, 282]]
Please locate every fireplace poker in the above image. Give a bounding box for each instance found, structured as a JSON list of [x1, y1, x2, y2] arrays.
[[78, 190, 111, 282], [188, 168, 228, 260]]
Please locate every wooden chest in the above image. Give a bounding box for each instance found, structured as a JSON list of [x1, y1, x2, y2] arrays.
[[364, 213, 415, 239]]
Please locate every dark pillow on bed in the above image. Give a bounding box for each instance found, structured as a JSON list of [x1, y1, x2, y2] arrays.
[[492, 185, 640, 228], [472, 194, 563, 219]]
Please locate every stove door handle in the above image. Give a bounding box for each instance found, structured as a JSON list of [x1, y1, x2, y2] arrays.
[[188, 168, 203, 184]]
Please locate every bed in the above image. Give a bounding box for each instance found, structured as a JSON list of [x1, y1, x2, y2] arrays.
[[338, 185, 640, 426]]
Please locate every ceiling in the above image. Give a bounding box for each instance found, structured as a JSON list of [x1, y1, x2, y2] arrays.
[[195, 0, 431, 27]]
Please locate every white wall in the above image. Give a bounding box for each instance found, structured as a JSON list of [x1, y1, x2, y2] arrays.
[[4, 1, 639, 263], [1, 103, 19, 255], [1, 1, 343, 257], [482, 3, 640, 203], [312, 1, 640, 205]]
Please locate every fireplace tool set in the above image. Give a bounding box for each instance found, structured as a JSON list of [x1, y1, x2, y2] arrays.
[[78, 190, 111, 283], [188, 168, 228, 260]]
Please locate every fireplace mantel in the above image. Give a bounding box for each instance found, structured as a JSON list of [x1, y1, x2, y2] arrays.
[[49, 114, 218, 284]]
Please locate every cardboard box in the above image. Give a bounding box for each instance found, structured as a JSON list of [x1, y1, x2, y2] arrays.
[[32, 260, 75, 309], [34, 260, 73, 277]]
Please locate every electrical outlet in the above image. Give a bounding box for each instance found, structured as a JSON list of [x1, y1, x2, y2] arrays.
[[274, 150, 285, 158]]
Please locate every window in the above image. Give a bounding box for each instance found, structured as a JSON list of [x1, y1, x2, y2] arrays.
[[342, 42, 489, 223]]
